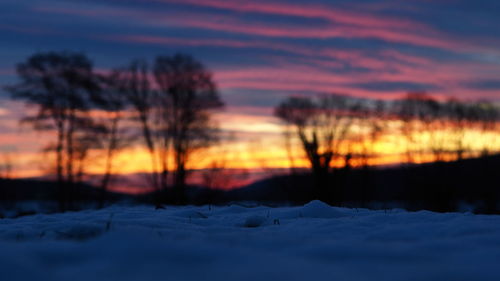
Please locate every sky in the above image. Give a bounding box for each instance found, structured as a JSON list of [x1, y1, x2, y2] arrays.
[[1, 0, 500, 183]]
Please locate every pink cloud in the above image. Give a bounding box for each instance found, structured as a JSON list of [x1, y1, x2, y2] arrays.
[[27, 3, 500, 102], [158, 15, 457, 50], [109, 35, 305, 52], [36, 2, 459, 50], [111, 34, 438, 74], [159, 0, 430, 31], [33, 1, 500, 56], [379, 50, 434, 66], [213, 56, 500, 101], [219, 79, 412, 100]]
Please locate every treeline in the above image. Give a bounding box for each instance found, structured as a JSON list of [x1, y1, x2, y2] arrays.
[[5, 51, 224, 210], [275, 93, 500, 203], [3, 51, 500, 210]]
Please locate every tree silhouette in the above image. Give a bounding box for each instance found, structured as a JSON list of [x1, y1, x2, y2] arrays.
[[6, 51, 99, 211], [445, 98, 473, 160], [356, 99, 388, 168], [274, 94, 360, 201], [0, 152, 13, 179], [395, 92, 442, 162], [472, 101, 500, 155], [153, 53, 224, 203], [117, 59, 165, 192], [91, 70, 133, 207]]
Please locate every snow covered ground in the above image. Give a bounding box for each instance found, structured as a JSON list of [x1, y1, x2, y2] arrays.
[[1, 201, 500, 281]]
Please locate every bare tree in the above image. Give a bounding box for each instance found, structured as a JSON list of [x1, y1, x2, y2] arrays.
[[274, 94, 360, 201], [356, 99, 388, 168], [395, 92, 442, 163], [396, 94, 500, 163], [395, 93, 419, 163], [201, 158, 246, 190], [73, 127, 103, 185], [425, 98, 446, 162], [281, 127, 297, 174], [153, 53, 224, 203], [90, 70, 133, 207], [118, 60, 164, 194], [0, 152, 13, 179], [6, 51, 99, 211], [470, 100, 500, 156], [445, 98, 473, 160]]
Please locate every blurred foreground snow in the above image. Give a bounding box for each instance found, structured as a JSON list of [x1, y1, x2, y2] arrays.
[[1, 200, 500, 281]]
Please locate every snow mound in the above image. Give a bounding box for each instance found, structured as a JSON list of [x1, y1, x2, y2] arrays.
[[298, 200, 347, 218], [172, 210, 208, 219], [243, 215, 267, 227], [54, 223, 104, 240], [1, 203, 500, 281]]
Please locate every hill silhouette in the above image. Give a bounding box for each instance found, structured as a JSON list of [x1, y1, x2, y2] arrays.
[[1, 155, 499, 214], [225, 154, 500, 213]]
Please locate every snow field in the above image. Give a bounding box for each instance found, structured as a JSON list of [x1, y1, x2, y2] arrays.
[[1, 201, 500, 281]]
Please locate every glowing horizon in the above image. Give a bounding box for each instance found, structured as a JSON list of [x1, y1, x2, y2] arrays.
[[4, 109, 499, 192]]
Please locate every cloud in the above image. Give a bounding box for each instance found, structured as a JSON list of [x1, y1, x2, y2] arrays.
[[33, 1, 458, 50], [159, 13, 456, 49], [159, 0, 429, 30], [108, 35, 315, 56], [351, 81, 440, 92], [463, 79, 500, 90]]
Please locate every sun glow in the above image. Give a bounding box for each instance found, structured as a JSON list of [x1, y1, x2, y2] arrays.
[[6, 111, 500, 183]]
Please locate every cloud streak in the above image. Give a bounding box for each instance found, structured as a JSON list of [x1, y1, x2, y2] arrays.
[[34, 1, 459, 50], [159, 0, 429, 30]]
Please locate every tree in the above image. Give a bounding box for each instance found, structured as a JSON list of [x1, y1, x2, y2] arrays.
[[91, 70, 132, 207], [6, 51, 99, 211], [73, 125, 103, 185], [274, 94, 360, 201], [394, 93, 418, 163], [153, 54, 224, 203], [0, 152, 13, 179], [424, 97, 446, 162], [445, 98, 473, 160], [470, 100, 500, 156], [395, 92, 442, 163], [118, 59, 164, 193], [356, 99, 388, 168]]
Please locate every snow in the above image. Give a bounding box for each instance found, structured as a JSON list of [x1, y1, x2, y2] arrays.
[[1, 201, 500, 281]]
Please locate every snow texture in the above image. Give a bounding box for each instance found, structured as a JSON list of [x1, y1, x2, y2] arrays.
[[1, 200, 500, 281]]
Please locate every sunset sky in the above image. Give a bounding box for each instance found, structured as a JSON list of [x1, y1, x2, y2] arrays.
[[1, 0, 500, 182]]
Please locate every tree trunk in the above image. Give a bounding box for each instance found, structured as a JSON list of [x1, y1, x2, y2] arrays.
[[174, 147, 187, 204], [65, 110, 76, 210], [56, 121, 66, 212], [100, 114, 119, 208], [140, 113, 159, 191]]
